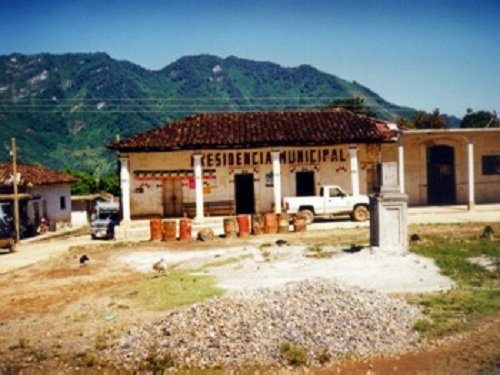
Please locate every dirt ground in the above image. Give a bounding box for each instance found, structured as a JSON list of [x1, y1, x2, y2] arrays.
[[0, 223, 499, 374]]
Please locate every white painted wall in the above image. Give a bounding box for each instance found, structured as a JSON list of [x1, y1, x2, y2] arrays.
[[127, 145, 373, 217], [31, 183, 72, 224]]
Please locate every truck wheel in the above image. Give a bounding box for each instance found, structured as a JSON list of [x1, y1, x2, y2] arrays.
[[298, 209, 314, 225], [352, 205, 370, 222]]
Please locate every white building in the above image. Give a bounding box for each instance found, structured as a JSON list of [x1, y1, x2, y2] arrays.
[[0, 163, 77, 235], [110, 109, 399, 222]]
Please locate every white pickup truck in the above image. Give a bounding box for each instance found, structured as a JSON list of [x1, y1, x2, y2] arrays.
[[283, 185, 370, 224]]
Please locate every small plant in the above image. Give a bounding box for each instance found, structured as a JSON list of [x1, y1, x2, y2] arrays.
[[94, 333, 111, 351], [83, 352, 98, 367], [308, 244, 323, 253], [28, 348, 48, 362], [338, 351, 355, 361], [140, 342, 175, 372], [317, 348, 331, 364], [261, 249, 272, 260], [280, 341, 308, 366], [9, 337, 29, 350], [74, 351, 99, 367], [413, 318, 434, 335]]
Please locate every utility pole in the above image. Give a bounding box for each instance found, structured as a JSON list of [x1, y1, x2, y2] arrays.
[[11, 138, 20, 243]]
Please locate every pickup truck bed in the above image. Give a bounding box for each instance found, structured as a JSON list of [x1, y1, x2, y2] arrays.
[[283, 185, 370, 223]]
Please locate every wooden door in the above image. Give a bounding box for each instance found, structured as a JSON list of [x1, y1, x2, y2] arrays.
[[163, 179, 183, 217]]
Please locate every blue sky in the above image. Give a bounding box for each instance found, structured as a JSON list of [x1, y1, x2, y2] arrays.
[[0, 0, 499, 117]]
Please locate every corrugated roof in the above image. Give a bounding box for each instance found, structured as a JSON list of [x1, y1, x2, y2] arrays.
[[0, 163, 78, 187], [109, 109, 397, 152]]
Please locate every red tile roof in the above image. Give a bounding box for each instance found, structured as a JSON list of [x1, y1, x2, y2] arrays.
[[0, 164, 78, 187], [109, 109, 397, 152]]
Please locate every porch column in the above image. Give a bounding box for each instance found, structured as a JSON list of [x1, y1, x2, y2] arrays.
[[349, 145, 360, 196], [398, 139, 405, 194], [193, 153, 204, 220], [119, 155, 131, 223], [271, 150, 282, 214], [467, 141, 475, 210]]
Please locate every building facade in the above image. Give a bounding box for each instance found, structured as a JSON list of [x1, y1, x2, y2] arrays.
[[110, 110, 500, 223], [400, 128, 500, 207], [0, 163, 77, 236], [110, 109, 398, 221]]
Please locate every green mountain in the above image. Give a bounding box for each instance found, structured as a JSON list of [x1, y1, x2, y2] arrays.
[[0, 52, 417, 173]]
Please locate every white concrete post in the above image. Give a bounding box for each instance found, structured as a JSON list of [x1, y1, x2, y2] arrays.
[[193, 153, 204, 220], [271, 151, 282, 214], [467, 141, 475, 210], [119, 156, 131, 223], [349, 145, 360, 196], [398, 140, 405, 194]]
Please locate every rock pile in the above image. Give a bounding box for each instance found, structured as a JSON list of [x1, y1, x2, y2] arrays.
[[106, 280, 420, 369]]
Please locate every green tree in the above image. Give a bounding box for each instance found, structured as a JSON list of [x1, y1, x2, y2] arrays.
[[395, 117, 415, 129], [460, 110, 499, 128], [62, 168, 119, 196], [412, 109, 448, 129]]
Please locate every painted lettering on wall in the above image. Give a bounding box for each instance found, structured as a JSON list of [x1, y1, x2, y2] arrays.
[[191, 147, 347, 168]]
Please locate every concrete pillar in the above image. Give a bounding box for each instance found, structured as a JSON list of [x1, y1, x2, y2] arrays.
[[193, 153, 204, 220], [467, 141, 475, 210], [349, 145, 360, 196], [370, 162, 408, 255], [271, 151, 282, 214], [398, 140, 405, 194], [119, 156, 131, 223]]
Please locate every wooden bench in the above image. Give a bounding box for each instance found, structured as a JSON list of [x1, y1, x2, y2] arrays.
[[182, 200, 235, 218]]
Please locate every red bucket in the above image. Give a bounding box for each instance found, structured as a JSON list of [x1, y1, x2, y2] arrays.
[[179, 218, 192, 241], [150, 218, 163, 241], [237, 215, 250, 237], [264, 213, 278, 234], [162, 220, 177, 241]]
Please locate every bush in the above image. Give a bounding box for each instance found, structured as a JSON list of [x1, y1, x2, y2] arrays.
[[280, 341, 308, 366]]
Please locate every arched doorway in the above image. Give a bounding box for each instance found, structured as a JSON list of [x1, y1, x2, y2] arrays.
[[427, 145, 456, 205]]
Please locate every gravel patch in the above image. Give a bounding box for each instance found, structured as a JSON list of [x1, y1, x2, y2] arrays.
[[105, 280, 421, 369], [118, 245, 454, 294]]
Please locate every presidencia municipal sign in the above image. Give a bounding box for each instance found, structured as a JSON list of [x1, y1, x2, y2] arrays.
[[192, 147, 348, 168]]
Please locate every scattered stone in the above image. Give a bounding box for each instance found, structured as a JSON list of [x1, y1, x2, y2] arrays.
[[198, 228, 215, 242], [275, 239, 287, 247], [468, 256, 499, 272], [105, 280, 421, 370]]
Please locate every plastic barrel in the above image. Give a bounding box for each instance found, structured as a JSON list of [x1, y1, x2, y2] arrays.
[[179, 218, 192, 241], [264, 213, 278, 234], [237, 215, 250, 237], [293, 217, 307, 232], [150, 218, 163, 241], [251, 214, 265, 235], [223, 217, 237, 238], [278, 213, 290, 233], [162, 220, 177, 241]]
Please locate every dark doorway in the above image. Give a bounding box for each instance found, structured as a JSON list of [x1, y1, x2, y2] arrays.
[[296, 171, 315, 196], [427, 145, 456, 205], [235, 173, 255, 214]]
